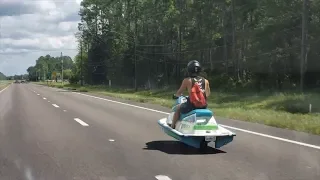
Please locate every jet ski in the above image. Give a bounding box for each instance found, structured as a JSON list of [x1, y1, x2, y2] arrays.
[[158, 95, 236, 150]]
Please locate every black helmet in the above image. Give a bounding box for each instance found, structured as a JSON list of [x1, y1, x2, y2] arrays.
[[187, 60, 201, 74]]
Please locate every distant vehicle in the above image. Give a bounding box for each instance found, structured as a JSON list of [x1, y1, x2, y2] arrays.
[[14, 80, 20, 84]]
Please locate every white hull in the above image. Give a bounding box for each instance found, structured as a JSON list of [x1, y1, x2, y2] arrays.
[[159, 118, 235, 137]]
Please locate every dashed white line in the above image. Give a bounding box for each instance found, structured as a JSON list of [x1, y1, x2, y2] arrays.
[[63, 110, 67, 112], [48, 101, 51, 103], [74, 118, 89, 126], [72, 92, 320, 150], [155, 175, 172, 180], [43, 97, 47, 100], [37, 94, 40, 96], [109, 139, 115, 142], [52, 104, 59, 108]]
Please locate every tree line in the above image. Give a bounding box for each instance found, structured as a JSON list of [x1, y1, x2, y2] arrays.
[[0, 72, 6, 80], [0, 72, 28, 81], [27, 55, 75, 82], [27, 0, 320, 92]]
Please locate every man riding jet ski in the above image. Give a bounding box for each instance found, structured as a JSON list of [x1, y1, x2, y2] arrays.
[[157, 60, 236, 150], [171, 60, 210, 129]]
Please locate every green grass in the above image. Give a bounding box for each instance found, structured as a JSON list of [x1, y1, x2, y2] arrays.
[[0, 84, 7, 90], [34, 81, 320, 135], [0, 80, 13, 90], [79, 87, 89, 92]]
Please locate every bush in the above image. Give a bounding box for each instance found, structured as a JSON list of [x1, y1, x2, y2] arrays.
[[79, 87, 88, 92], [69, 73, 79, 84], [207, 73, 234, 90]]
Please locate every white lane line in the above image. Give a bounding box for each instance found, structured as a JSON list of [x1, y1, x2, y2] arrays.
[[52, 104, 59, 108], [63, 110, 67, 112], [221, 125, 320, 150], [37, 94, 40, 96], [72, 92, 320, 150], [74, 118, 89, 126], [0, 85, 10, 94], [43, 97, 47, 100], [155, 175, 172, 180], [48, 101, 51, 103], [109, 139, 115, 142]]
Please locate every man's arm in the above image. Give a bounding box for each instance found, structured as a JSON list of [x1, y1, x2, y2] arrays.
[[175, 79, 187, 96], [205, 80, 211, 97]]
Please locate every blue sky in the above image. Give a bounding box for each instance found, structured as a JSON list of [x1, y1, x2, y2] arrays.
[[0, 0, 83, 76]]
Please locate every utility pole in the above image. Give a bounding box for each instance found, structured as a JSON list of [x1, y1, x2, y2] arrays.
[[80, 40, 83, 86], [61, 52, 63, 85], [134, 0, 138, 92], [43, 64, 45, 81], [223, 1, 228, 74], [231, 0, 237, 79], [178, 0, 183, 82], [300, 0, 307, 92], [134, 38, 137, 91]]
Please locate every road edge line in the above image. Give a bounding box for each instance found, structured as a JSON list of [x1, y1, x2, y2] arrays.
[[0, 84, 10, 94]]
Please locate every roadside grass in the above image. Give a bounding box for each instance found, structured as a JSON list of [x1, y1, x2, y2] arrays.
[[34, 81, 320, 135], [0, 80, 13, 90], [0, 84, 7, 90]]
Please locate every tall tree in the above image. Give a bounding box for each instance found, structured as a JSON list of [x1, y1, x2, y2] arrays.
[[70, 0, 320, 91]]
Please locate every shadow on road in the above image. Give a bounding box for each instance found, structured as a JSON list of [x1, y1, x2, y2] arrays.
[[143, 140, 226, 155]]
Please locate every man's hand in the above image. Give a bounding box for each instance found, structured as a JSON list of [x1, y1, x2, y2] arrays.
[[172, 94, 179, 99]]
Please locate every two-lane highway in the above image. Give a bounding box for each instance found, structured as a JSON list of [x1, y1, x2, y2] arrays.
[[0, 83, 319, 180]]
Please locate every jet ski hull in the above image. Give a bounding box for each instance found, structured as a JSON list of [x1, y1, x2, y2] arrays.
[[158, 118, 235, 149]]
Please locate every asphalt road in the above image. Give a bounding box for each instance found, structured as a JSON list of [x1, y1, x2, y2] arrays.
[[0, 83, 319, 180]]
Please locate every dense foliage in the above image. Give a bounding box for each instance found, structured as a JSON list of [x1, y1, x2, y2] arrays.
[[27, 0, 320, 92], [0, 72, 6, 80], [26, 55, 74, 81]]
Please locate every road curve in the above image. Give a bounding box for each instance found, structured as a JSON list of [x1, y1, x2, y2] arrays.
[[0, 83, 319, 180]]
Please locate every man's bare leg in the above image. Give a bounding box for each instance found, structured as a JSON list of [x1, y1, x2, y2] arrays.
[[171, 105, 181, 129]]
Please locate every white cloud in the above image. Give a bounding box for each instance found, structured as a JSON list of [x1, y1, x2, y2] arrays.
[[36, 0, 57, 12], [0, 0, 83, 76]]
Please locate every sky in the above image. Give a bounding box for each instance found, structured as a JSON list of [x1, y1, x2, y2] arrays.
[[0, 0, 83, 76]]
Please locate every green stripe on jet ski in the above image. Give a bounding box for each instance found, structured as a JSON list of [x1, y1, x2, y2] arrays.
[[165, 129, 181, 140], [193, 125, 218, 130]]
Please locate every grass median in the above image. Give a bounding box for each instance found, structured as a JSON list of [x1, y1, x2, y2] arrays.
[[35, 81, 320, 135]]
